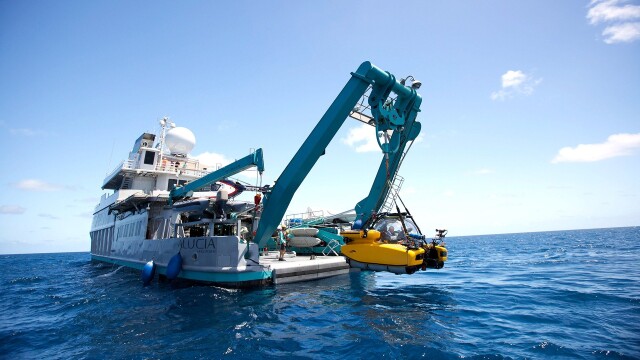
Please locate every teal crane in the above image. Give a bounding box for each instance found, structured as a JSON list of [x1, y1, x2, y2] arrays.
[[255, 61, 423, 247], [168, 148, 265, 205]]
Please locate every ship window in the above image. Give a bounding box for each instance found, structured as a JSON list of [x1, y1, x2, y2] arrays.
[[143, 151, 155, 165]]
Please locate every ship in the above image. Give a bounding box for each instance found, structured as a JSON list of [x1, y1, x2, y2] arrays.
[[90, 61, 448, 287]]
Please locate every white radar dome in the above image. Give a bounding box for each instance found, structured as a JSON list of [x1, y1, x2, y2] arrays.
[[165, 127, 196, 155]]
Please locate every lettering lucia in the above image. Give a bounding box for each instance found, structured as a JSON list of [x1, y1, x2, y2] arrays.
[[180, 238, 216, 252]]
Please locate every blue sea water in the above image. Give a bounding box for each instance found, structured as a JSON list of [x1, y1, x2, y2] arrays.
[[1, 227, 638, 359]]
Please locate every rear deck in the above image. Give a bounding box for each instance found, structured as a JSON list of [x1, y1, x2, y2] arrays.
[[259, 252, 351, 284]]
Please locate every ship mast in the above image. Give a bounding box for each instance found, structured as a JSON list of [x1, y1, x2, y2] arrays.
[[157, 117, 175, 171]]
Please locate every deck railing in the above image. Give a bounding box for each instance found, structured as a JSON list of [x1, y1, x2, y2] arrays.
[[104, 155, 211, 187]]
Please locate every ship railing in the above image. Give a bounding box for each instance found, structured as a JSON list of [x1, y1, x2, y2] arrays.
[[349, 85, 375, 126], [285, 210, 326, 228], [179, 169, 209, 177], [154, 159, 209, 177], [106, 156, 211, 182], [102, 160, 137, 188]]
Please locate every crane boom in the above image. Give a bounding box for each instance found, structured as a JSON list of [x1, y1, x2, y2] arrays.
[[352, 106, 421, 229], [168, 148, 265, 205], [255, 61, 422, 247]]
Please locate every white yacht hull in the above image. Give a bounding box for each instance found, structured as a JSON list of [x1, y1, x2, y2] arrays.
[[91, 235, 272, 286]]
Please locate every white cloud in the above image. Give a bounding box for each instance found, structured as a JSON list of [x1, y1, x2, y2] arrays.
[[0, 205, 26, 214], [341, 124, 380, 153], [587, 0, 640, 44], [587, 0, 640, 24], [12, 179, 65, 191], [193, 152, 230, 169], [38, 213, 60, 220], [490, 90, 508, 101], [552, 133, 640, 163], [501, 70, 527, 88], [491, 70, 541, 101], [603, 22, 640, 43]]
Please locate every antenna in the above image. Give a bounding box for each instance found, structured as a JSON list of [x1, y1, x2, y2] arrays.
[[158, 116, 171, 171]]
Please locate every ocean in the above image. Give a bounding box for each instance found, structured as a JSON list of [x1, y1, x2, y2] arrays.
[[1, 227, 638, 359]]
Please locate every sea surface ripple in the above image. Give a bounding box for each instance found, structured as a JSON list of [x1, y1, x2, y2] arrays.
[[1, 227, 638, 359]]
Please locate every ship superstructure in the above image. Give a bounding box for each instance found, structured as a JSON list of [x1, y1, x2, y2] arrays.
[[91, 119, 277, 285]]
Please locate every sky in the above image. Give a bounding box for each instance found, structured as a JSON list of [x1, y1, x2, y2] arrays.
[[0, 0, 639, 254]]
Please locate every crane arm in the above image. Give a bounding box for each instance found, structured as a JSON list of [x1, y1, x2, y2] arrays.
[[255, 61, 421, 247], [352, 103, 422, 229], [350, 64, 423, 229], [168, 148, 265, 205]]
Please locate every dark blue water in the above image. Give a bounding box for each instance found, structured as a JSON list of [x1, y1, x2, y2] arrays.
[[1, 227, 638, 359]]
